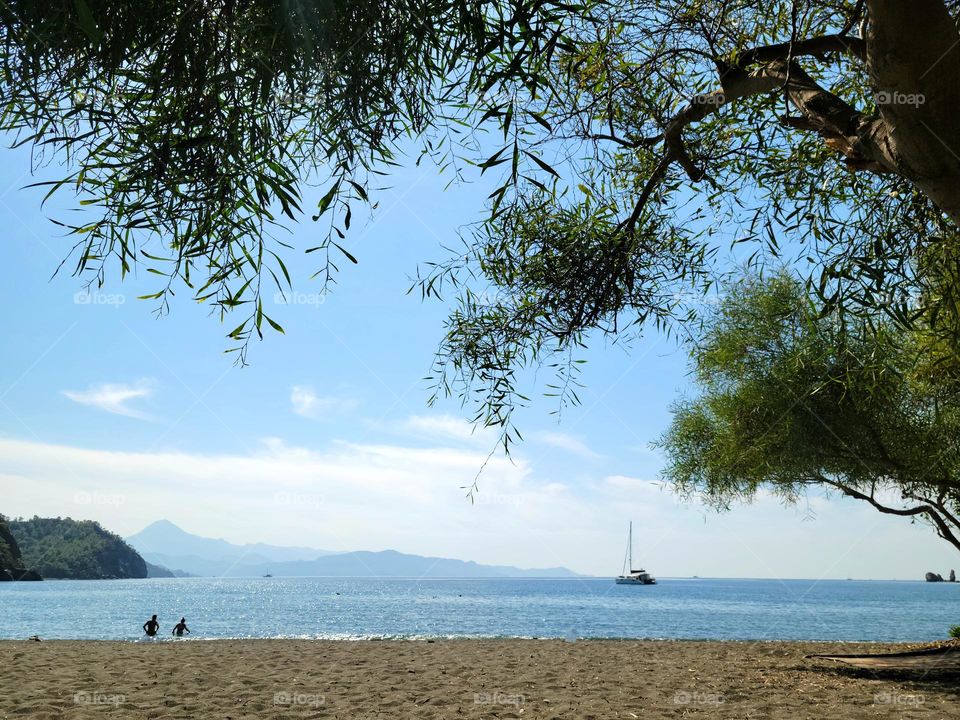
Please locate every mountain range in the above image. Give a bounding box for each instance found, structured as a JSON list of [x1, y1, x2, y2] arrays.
[[127, 520, 578, 578]]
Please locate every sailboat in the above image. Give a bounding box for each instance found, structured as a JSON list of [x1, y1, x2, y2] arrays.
[[615, 521, 656, 585]]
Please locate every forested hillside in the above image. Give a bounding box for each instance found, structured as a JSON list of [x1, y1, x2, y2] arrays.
[[8, 517, 147, 579], [0, 515, 40, 580]]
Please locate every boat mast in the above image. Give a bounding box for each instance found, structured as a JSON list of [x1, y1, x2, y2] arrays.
[[628, 521, 633, 573]]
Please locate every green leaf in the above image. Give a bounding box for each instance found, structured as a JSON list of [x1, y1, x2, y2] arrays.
[[315, 180, 341, 218], [74, 0, 102, 42], [527, 110, 551, 131], [333, 242, 358, 264], [477, 147, 510, 173], [522, 150, 560, 178], [348, 180, 368, 202]]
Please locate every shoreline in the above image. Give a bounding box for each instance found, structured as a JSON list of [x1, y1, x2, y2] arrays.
[[8, 574, 956, 581], [2, 639, 956, 718], [0, 635, 939, 644]]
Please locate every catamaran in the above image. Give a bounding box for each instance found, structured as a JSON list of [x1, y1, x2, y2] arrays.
[[615, 521, 656, 585]]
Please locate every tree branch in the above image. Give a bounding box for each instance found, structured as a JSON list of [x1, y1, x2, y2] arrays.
[[754, 59, 898, 173], [840, 0, 867, 37], [578, 131, 661, 149], [621, 41, 894, 231], [737, 34, 866, 67], [908, 490, 960, 536], [811, 474, 960, 552]]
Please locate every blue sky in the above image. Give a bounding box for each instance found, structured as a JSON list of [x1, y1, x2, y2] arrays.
[[0, 141, 957, 580]]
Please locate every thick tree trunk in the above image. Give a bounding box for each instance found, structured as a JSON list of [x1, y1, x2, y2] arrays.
[[632, 1, 960, 228], [866, 0, 960, 223]]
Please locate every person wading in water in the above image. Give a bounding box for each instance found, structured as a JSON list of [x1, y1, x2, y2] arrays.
[[142, 614, 160, 638], [172, 618, 190, 637]]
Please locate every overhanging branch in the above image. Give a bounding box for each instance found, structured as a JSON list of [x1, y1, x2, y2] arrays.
[[736, 34, 866, 66], [621, 35, 894, 232], [810, 474, 960, 552]]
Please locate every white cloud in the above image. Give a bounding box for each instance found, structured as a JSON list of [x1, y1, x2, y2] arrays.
[[402, 414, 494, 444], [0, 434, 592, 571], [290, 385, 358, 418], [536, 431, 602, 460], [61, 380, 154, 419], [0, 430, 957, 579]]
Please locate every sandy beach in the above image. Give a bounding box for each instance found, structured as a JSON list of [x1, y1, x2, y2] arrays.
[[1, 639, 958, 719]]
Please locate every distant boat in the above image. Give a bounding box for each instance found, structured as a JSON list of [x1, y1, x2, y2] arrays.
[[615, 522, 656, 585], [263, 572, 273, 578]]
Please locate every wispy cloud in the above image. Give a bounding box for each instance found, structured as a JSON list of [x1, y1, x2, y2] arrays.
[[536, 431, 603, 460], [290, 385, 358, 419], [0, 435, 954, 578], [402, 414, 494, 444], [61, 381, 154, 419]]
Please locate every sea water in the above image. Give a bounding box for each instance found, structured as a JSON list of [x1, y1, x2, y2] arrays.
[[1, 576, 958, 642]]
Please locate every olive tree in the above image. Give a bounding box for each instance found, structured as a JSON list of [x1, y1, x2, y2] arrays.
[[659, 273, 960, 552]]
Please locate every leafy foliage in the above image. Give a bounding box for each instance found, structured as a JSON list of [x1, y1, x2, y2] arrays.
[[4, 0, 960, 447], [658, 273, 960, 551], [8, 516, 147, 579], [0, 0, 588, 361], [416, 0, 960, 439]]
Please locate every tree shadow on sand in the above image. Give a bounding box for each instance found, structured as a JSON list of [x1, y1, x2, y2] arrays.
[[799, 662, 960, 699]]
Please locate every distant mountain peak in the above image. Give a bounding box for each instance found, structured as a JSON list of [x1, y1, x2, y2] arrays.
[[127, 519, 337, 567], [126, 520, 580, 579], [146, 518, 178, 528], [140, 518, 183, 532]]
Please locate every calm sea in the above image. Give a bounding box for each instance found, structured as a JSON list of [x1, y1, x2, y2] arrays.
[[1, 577, 958, 642]]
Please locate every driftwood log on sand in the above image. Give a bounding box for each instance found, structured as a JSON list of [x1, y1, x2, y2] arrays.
[[808, 644, 960, 672]]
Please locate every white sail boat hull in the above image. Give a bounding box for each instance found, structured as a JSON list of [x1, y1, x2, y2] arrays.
[[615, 572, 656, 585], [614, 522, 656, 585]]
